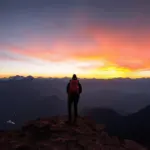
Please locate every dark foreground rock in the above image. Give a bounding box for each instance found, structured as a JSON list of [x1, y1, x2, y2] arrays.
[[0, 116, 147, 150]]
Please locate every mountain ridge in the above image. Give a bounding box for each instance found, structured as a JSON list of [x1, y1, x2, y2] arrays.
[[83, 106, 150, 148], [0, 116, 147, 150]]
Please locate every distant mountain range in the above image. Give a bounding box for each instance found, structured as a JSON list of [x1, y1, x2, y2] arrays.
[[2, 75, 150, 81], [0, 75, 35, 81], [0, 75, 72, 82]]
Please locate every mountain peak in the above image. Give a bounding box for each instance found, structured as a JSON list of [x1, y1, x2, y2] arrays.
[[0, 116, 146, 150]]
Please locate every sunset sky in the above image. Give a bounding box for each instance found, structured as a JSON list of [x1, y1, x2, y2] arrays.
[[0, 0, 150, 78]]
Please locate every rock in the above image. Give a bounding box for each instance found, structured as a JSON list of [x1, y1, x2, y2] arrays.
[[22, 121, 51, 140], [15, 144, 31, 150], [18, 132, 26, 138], [96, 124, 105, 131], [99, 131, 113, 145], [124, 140, 147, 150], [111, 136, 120, 146], [0, 116, 147, 150]]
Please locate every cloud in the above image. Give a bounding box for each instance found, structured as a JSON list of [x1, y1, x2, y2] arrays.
[[1, 21, 150, 78], [0, 49, 49, 66], [0, 50, 26, 62]]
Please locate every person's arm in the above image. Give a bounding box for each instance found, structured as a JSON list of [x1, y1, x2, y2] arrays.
[[66, 81, 70, 94], [78, 82, 82, 94]]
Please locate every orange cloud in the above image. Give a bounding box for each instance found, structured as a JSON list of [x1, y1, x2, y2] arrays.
[[1, 24, 150, 78]]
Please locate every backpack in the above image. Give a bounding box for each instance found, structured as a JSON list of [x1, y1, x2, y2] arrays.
[[69, 80, 79, 94]]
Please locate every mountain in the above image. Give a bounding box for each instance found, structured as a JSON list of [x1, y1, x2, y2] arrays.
[[0, 93, 67, 130], [2, 77, 150, 114], [1, 77, 150, 148], [82, 108, 129, 138], [82, 107, 122, 126], [9, 75, 34, 81], [127, 105, 150, 145], [0, 78, 68, 130], [83, 106, 150, 147], [0, 116, 146, 150]]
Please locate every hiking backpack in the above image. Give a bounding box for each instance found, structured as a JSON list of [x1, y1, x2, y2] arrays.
[[69, 80, 79, 94]]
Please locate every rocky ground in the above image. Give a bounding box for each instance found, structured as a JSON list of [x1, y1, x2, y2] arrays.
[[0, 116, 147, 150]]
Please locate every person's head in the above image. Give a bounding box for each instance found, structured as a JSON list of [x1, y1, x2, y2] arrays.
[[72, 74, 77, 80]]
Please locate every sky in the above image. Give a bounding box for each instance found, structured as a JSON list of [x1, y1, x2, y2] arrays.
[[0, 0, 150, 78]]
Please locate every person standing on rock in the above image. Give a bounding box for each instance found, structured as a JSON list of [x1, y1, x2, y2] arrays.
[[66, 74, 82, 124]]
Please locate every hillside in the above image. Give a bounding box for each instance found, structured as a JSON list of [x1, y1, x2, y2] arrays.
[[82, 106, 150, 147], [0, 116, 146, 150]]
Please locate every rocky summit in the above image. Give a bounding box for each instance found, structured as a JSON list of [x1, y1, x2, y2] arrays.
[[0, 116, 147, 150]]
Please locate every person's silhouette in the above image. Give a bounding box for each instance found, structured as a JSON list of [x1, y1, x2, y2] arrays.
[[66, 74, 82, 123]]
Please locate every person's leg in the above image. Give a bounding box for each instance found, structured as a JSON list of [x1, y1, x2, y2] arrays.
[[74, 95, 79, 123], [68, 95, 73, 123]]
